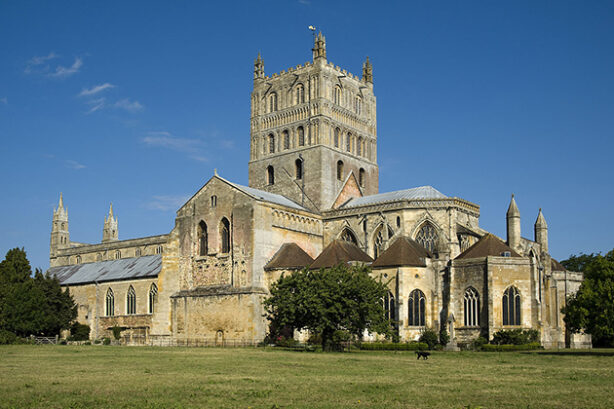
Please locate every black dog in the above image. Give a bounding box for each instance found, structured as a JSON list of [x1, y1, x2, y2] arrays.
[[415, 351, 430, 360]]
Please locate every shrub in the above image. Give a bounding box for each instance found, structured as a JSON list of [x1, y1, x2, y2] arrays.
[[0, 330, 18, 345], [102, 337, 111, 345], [94, 339, 101, 345], [439, 329, 450, 346], [419, 328, 439, 350], [69, 322, 90, 341], [491, 329, 540, 345], [275, 336, 297, 348], [481, 342, 542, 352], [471, 336, 487, 350], [360, 342, 428, 351], [112, 326, 122, 340]]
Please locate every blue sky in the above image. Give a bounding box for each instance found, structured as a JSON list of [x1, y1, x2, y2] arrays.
[[1, 0, 613, 271]]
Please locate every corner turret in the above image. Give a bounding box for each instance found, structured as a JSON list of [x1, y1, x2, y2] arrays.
[[506, 194, 521, 251], [254, 52, 264, 80], [362, 56, 373, 84], [534, 208, 548, 253], [50, 193, 69, 257], [312, 31, 326, 62], [102, 203, 118, 243]]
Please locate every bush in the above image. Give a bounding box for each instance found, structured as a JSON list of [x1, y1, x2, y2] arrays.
[[275, 336, 297, 348], [112, 326, 122, 340], [419, 328, 439, 350], [360, 342, 428, 351], [471, 336, 487, 350], [69, 322, 90, 341], [102, 337, 111, 345], [0, 330, 18, 345], [94, 339, 101, 345], [491, 329, 540, 345], [439, 329, 450, 346], [480, 342, 542, 352]]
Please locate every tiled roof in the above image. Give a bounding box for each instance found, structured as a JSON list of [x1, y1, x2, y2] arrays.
[[226, 180, 308, 212], [310, 239, 373, 269], [455, 234, 521, 260], [551, 258, 566, 271], [372, 236, 431, 268], [340, 186, 447, 208], [48, 255, 161, 286], [264, 243, 314, 270]]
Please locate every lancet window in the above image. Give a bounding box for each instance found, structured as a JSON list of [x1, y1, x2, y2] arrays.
[[198, 221, 208, 256], [105, 288, 114, 316], [220, 217, 231, 254], [148, 284, 158, 314], [126, 286, 136, 315], [408, 289, 426, 326], [464, 287, 480, 327], [502, 286, 521, 326]]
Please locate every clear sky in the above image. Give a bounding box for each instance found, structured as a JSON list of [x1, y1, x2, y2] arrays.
[[1, 0, 613, 271]]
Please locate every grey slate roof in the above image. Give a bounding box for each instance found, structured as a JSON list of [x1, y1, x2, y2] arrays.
[[48, 255, 161, 286], [227, 181, 308, 211], [340, 186, 447, 208]]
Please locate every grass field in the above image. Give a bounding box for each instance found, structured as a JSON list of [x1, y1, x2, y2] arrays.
[[1, 346, 613, 409]]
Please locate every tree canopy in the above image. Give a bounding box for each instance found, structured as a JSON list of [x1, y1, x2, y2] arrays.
[[562, 250, 614, 347], [263, 264, 393, 350], [0, 248, 76, 338]]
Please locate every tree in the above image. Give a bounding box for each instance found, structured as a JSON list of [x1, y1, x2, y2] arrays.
[[263, 264, 393, 350], [0, 248, 76, 337], [562, 249, 614, 347], [561, 252, 599, 272]]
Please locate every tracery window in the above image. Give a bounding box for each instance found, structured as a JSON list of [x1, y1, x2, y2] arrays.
[[384, 291, 396, 322], [198, 221, 208, 256], [220, 217, 231, 254], [156, 246, 163, 254], [148, 283, 158, 314], [105, 288, 114, 316], [340, 228, 357, 245], [408, 289, 426, 326], [267, 165, 275, 185], [334, 128, 340, 148], [334, 86, 341, 105], [269, 92, 278, 112], [464, 287, 480, 327], [126, 285, 136, 315], [298, 126, 305, 146], [416, 223, 438, 253], [115, 250, 121, 260], [458, 234, 477, 253], [296, 84, 305, 104], [295, 159, 303, 180], [373, 225, 394, 258], [283, 130, 290, 150], [502, 286, 521, 326], [336, 160, 344, 181], [268, 134, 275, 154], [359, 168, 365, 188]]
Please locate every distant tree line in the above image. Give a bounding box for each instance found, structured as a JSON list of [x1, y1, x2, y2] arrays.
[[0, 248, 76, 342]]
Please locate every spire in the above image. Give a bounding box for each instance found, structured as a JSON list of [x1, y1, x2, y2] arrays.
[[50, 192, 69, 257], [506, 194, 521, 251], [102, 202, 118, 242], [254, 52, 264, 80], [53, 192, 68, 219], [535, 208, 547, 228], [506, 194, 520, 217], [362, 56, 373, 84], [534, 208, 548, 253], [106, 202, 115, 222], [58, 192, 64, 211], [312, 31, 326, 61]]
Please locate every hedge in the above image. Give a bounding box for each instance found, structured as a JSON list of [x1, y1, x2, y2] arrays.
[[480, 342, 542, 352], [360, 342, 429, 351]]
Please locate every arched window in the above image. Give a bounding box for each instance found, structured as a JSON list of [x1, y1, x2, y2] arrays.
[[283, 130, 290, 150], [211, 195, 217, 207], [135, 248, 141, 257], [396, 216, 401, 228], [75, 255, 81, 264], [156, 246, 163, 254], [408, 289, 426, 326], [359, 168, 365, 187], [220, 217, 231, 253], [269, 92, 277, 112], [126, 285, 136, 315], [416, 223, 438, 253], [296, 84, 305, 104], [357, 136, 363, 156], [373, 224, 394, 258], [148, 283, 158, 314], [267, 165, 275, 185], [346, 132, 352, 152], [464, 287, 480, 327], [105, 288, 114, 316], [336, 160, 344, 181], [340, 228, 358, 245], [334, 128, 340, 148], [355, 96, 362, 114], [295, 159, 303, 180], [198, 221, 208, 256], [298, 126, 305, 146], [115, 250, 121, 260], [334, 86, 341, 105], [502, 286, 521, 326], [268, 134, 275, 154], [384, 291, 396, 323]]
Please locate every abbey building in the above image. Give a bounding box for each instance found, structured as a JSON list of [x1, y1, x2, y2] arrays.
[[48, 33, 590, 348]]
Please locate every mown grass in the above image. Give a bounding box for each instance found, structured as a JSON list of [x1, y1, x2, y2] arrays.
[[1, 345, 613, 409]]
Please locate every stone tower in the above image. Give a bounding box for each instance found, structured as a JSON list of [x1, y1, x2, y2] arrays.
[[248, 32, 378, 211], [102, 203, 118, 242], [534, 208, 548, 253], [50, 193, 69, 257], [506, 194, 521, 251]]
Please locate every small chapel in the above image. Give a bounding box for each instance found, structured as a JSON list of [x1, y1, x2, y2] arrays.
[[48, 33, 590, 348]]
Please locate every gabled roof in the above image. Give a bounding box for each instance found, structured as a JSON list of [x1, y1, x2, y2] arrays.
[[372, 236, 431, 268], [340, 186, 446, 208], [224, 179, 308, 212], [332, 171, 363, 209], [48, 255, 161, 286], [551, 258, 566, 272], [310, 239, 373, 269], [264, 243, 314, 270], [456, 234, 521, 260]]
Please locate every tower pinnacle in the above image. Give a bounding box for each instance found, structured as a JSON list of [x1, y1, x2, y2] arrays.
[[312, 31, 326, 61], [362, 56, 373, 84], [102, 202, 118, 242], [254, 52, 264, 80]]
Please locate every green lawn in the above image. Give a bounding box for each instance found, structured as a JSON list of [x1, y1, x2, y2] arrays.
[[1, 346, 613, 409]]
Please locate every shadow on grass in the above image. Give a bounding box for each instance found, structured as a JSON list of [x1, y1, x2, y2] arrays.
[[529, 349, 614, 357]]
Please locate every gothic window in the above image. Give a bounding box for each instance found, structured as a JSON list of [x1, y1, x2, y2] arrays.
[[334, 128, 340, 148], [357, 136, 363, 156], [355, 96, 362, 114], [269, 92, 278, 112], [336, 160, 344, 181], [340, 228, 357, 245], [296, 84, 305, 104], [75, 255, 81, 264], [211, 195, 217, 207], [267, 165, 275, 185], [198, 221, 208, 256], [359, 168, 365, 187], [126, 285, 136, 315], [502, 286, 521, 326], [115, 250, 121, 260], [105, 288, 114, 316], [295, 159, 303, 179], [363, 219, 368, 232], [135, 248, 141, 257], [298, 126, 305, 146], [373, 224, 394, 258], [416, 223, 438, 253], [408, 289, 426, 326], [268, 134, 275, 154], [346, 133, 351, 152], [156, 246, 163, 254], [283, 130, 290, 150], [220, 217, 231, 254], [396, 216, 401, 228], [334, 86, 341, 105], [148, 283, 158, 314], [383, 291, 396, 323], [464, 287, 480, 327]]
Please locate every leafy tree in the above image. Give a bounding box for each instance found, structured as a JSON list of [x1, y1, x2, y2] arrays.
[[0, 248, 76, 337], [561, 253, 599, 272], [562, 249, 614, 347], [264, 264, 392, 350]]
